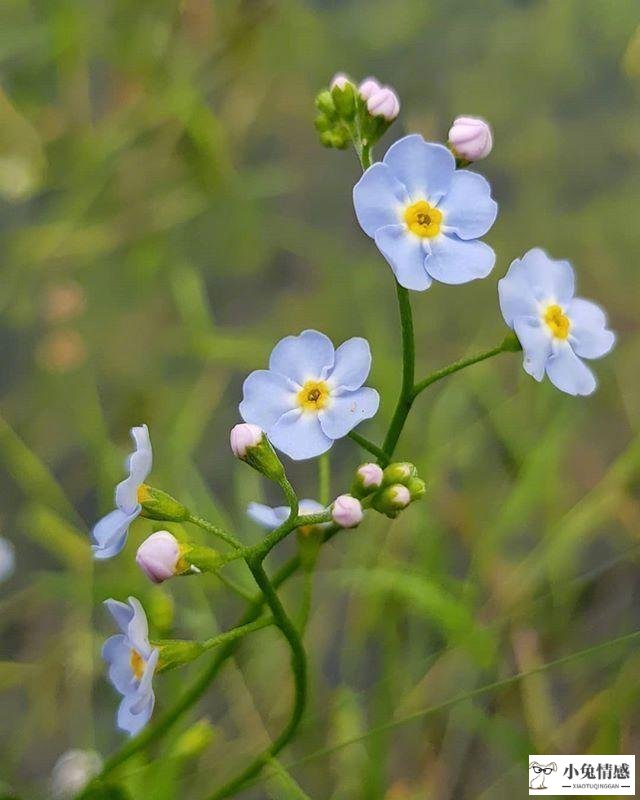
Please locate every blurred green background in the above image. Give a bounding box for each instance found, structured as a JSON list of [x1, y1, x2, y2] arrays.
[[1, 0, 639, 797]]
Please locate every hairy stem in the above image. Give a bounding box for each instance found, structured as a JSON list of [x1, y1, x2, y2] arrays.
[[347, 430, 388, 464], [187, 512, 244, 550]]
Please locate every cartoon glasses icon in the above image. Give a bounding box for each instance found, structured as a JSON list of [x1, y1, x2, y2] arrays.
[[532, 765, 555, 775]]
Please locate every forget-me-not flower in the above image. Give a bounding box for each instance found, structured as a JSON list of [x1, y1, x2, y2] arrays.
[[240, 330, 379, 460], [248, 498, 328, 536], [0, 537, 15, 583], [92, 425, 152, 560], [498, 248, 615, 396], [102, 596, 158, 736], [353, 134, 497, 290]]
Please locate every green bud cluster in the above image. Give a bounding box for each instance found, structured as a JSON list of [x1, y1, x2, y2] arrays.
[[314, 78, 396, 153], [351, 461, 426, 519]]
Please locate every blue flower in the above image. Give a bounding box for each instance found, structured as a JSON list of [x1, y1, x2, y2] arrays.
[[353, 134, 497, 290], [0, 537, 15, 583], [239, 330, 379, 460], [92, 425, 152, 560], [102, 596, 158, 736], [248, 498, 328, 535], [498, 248, 615, 396]]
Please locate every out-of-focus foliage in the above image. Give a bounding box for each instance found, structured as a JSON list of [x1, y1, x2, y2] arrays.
[[0, 0, 639, 797]]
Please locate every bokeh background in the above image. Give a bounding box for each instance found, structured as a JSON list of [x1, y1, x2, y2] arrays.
[[1, 0, 640, 797]]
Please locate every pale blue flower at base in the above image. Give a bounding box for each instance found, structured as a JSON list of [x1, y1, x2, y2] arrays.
[[498, 248, 615, 396], [248, 498, 327, 531], [240, 330, 379, 460], [353, 134, 498, 291], [92, 425, 152, 560], [102, 596, 158, 736], [0, 537, 15, 583]]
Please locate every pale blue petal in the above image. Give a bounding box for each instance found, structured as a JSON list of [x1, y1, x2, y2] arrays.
[[102, 634, 135, 695], [439, 170, 497, 240], [117, 687, 154, 736], [514, 317, 552, 382], [383, 135, 455, 203], [268, 330, 335, 384], [374, 225, 432, 291], [318, 387, 380, 439], [104, 598, 134, 633], [425, 235, 495, 285], [516, 248, 575, 304], [269, 408, 333, 460], [328, 338, 372, 390], [126, 597, 152, 659], [239, 370, 297, 430], [353, 163, 409, 236], [567, 298, 615, 359], [545, 343, 596, 396], [131, 648, 158, 706], [498, 259, 540, 327], [299, 499, 326, 516], [0, 538, 15, 583], [247, 502, 289, 530], [92, 508, 138, 560], [115, 425, 153, 514]]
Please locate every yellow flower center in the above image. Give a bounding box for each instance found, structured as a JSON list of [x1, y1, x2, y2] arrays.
[[296, 379, 330, 413], [543, 304, 570, 340], [403, 200, 443, 238], [130, 649, 145, 680]]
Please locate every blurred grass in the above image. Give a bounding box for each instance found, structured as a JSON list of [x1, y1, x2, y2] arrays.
[[1, 0, 639, 797]]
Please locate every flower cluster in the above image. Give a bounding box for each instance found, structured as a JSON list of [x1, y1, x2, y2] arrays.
[[84, 69, 616, 768]]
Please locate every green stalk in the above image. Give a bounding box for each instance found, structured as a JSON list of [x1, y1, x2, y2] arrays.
[[208, 560, 308, 799], [187, 512, 244, 550], [380, 282, 416, 462]]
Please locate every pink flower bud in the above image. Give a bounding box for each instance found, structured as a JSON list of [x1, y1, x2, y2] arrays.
[[331, 494, 363, 529], [136, 531, 180, 584], [230, 423, 263, 458], [358, 77, 382, 101], [366, 86, 400, 121], [389, 484, 411, 508], [330, 73, 352, 91], [357, 462, 383, 488], [448, 115, 493, 161]]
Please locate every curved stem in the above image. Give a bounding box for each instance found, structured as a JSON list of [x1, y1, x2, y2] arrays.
[[347, 431, 388, 464], [318, 452, 330, 506], [208, 560, 308, 799], [380, 282, 416, 462], [412, 339, 512, 399], [187, 512, 243, 550]]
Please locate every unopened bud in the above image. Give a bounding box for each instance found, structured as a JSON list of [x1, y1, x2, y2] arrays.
[[366, 86, 400, 121], [331, 81, 357, 121], [352, 462, 383, 498], [382, 462, 417, 487], [331, 494, 363, 528], [136, 531, 183, 584], [230, 423, 285, 482], [138, 484, 189, 522], [358, 77, 382, 100], [330, 72, 352, 91], [448, 115, 493, 162], [373, 484, 411, 518], [173, 719, 216, 760], [51, 750, 102, 799], [407, 477, 426, 501]]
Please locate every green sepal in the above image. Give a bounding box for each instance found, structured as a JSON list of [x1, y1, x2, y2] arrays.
[[138, 485, 189, 522], [331, 82, 357, 121], [242, 434, 285, 483], [501, 331, 522, 352], [155, 639, 205, 672], [181, 544, 226, 574], [382, 462, 417, 487]]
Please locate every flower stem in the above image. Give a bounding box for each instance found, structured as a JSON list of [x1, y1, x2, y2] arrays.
[[380, 282, 416, 462], [318, 452, 330, 506], [347, 430, 388, 463], [186, 512, 244, 550], [201, 615, 273, 650], [208, 560, 308, 799], [412, 334, 518, 399]]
